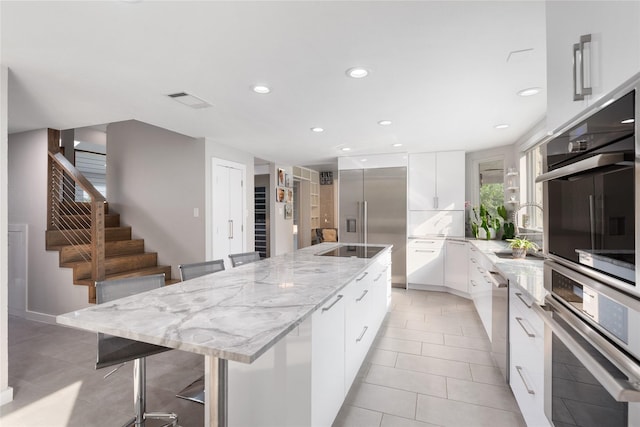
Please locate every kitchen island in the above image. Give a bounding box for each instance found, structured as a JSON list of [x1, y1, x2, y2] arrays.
[[57, 243, 392, 427]]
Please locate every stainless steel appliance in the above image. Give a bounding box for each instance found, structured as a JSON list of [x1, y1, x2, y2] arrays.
[[537, 84, 638, 296], [488, 270, 509, 383], [540, 261, 640, 426], [339, 167, 407, 286]]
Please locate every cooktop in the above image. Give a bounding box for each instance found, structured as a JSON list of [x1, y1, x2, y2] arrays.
[[318, 245, 385, 259]]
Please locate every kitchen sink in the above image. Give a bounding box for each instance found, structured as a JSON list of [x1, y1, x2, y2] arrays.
[[493, 251, 544, 261]]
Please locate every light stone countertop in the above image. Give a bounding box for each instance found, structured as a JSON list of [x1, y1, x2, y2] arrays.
[[56, 243, 391, 363], [466, 238, 547, 304]]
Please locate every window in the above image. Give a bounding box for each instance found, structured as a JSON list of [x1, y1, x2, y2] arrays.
[[479, 159, 504, 214], [518, 145, 544, 231]]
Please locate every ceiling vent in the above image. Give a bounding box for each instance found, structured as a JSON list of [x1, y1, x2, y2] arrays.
[[167, 92, 212, 109]]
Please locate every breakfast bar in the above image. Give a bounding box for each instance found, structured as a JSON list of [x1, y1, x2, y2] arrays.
[[56, 243, 392, 427]]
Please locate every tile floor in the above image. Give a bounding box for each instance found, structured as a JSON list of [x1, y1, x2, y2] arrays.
[[0, 289, 526, 427]]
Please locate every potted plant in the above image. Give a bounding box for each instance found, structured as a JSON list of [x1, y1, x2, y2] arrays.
[[497, 205, 515, 240], [507, 237, 540, 259], [471, 205, 500, 240]]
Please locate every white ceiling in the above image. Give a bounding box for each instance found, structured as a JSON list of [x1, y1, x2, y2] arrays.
[[1, 1, 547, 166]]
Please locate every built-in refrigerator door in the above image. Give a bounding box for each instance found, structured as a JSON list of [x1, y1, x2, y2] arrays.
[[364, 167, 407, 287], [338, 169, 364, 244]]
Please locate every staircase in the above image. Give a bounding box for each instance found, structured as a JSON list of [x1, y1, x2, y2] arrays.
[[46, 202, 177, 303], [46, 129, 177, 304]]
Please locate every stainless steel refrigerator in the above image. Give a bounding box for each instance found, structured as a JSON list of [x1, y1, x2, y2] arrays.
[[339, 167, 407, 287]]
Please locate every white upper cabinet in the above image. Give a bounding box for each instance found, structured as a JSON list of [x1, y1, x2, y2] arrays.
[[409, 151, 465, 211], [546, 1, 640, 132]]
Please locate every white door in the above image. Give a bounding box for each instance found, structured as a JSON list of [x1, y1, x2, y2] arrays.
[[8, 224, 27, 316], [212, 159, 246, 269]]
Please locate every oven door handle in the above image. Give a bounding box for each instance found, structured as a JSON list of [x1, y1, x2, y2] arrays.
[[539, 297, 640, 402], [535, 153, 627, 183]]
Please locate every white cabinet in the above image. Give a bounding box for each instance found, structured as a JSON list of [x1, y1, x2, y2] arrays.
[[509, 285, 550, 427], [407, 239, 444, 287], [444, 240, 468, 294], [468, 244, 493, 338], [311, 293, 345, 427], [408, 151, 465, 211], [546, 1, 640, 131]]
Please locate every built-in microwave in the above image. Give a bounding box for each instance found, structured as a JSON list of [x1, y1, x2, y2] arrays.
[[537, 84, 639, 296]]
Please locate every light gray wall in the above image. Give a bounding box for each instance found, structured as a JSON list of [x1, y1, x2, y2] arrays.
[[203, 137, 255, 260], [8, 129, 89, 317], [1, 65, 12, 405], [107, 121, 206, 279]]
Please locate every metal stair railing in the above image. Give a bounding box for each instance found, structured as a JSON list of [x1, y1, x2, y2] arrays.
[[47, 129, 106, 298]]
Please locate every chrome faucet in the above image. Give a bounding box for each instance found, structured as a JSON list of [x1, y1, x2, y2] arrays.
[[513, 202, 544, 243]]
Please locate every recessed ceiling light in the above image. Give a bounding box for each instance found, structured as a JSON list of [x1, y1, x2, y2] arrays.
[[341, 147, 352, 152], [252, 85, 271, 94], [517, 87, 541, 97], [378, 120, 392, 126], [361, 159, 368, 162], [392, 143, 403, 147], [346, 67, 369, 79], [311, 127, 324, 133], [495, 124, 509, 129], [622, 118, 635, 124]]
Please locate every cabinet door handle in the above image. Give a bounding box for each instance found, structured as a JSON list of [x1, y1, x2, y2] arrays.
[[416, 249, 435, 253], [515, 317, 535, 337], [470, 279, 478, 287], [449, 241, 466, 246], [356, 289, 369, 302], [321, 295, 343, 313], [573, 33, 592, 101], [356, 272, 368, 282], [477, 267, 486, 274], [470, 258, 477, 264], [515, 292, 533, 309], [356, 326, 369, 342], [433, 196, 439, 209], [516, 366, 535, 395], [228, 220, 233, 239], [374, 272, 384, 282]]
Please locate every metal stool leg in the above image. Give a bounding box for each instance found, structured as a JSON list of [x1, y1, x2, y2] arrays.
[[134, 358, 146, 427]]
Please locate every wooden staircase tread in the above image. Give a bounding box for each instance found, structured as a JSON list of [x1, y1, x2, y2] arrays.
[[61, 251, 158, 268]]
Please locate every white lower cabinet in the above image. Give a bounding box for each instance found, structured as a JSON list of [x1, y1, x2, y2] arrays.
[[407, 238, 444, 286], [344, 269, 374, 389], [509, 285, 550, 427], [311, 293, 345, 427], [228, 250, 390, 427], [444, 240, 468, 294], [468, 245, 493, 338]]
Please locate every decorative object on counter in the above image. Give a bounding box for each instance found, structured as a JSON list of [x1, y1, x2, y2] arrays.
[[471, 204, 500, 240], [497, 204, 515, 240], [507, 237, 539, 258]]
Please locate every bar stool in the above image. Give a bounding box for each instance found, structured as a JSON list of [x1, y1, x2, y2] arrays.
[[175, 259, 225, 404], [95, 274, 178, 427], [228, 251, 260, 267]]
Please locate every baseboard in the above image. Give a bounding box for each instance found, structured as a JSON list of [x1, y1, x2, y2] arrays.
[[24, 310, 57, 325], [0, 386, 14, 406], [406, 283, 472, 300]]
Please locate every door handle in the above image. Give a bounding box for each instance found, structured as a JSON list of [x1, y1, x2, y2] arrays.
[[515, 317, 535, 337], [356, 289, 369, 302], [573, 34, 592, 101], [321, 295, 343, 313], [228, 220, 233, 239], [515, 366, 535, 395], [356, 326, 368, 342], [515, 292, 533, 309]]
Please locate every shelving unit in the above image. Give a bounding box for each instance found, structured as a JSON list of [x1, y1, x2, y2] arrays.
[[505, 169, 519, 206], [254, 186, 268, 258], [310, 170, 320, 229]]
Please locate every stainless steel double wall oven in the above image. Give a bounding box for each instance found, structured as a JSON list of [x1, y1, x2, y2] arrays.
[[538, 74, 640, 427]]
